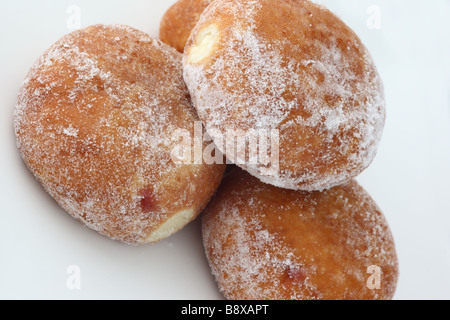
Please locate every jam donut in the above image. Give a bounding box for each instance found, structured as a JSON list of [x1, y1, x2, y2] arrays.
[[184, 0, 386, 191], [160, 0, 214, 52], [14, 24, 226, 245], [202, 168, 399, 300]]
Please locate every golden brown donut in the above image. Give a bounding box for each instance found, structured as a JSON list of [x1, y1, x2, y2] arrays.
[[160, 0, 214, 52], [184, 0, 386, 191], [14, 24, 226, 245], [202, 168, 399, 300]]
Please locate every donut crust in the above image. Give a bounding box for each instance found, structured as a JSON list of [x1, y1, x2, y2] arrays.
[[202, 168, 399, 300], [15, 24, 226, 245], [184, 0, 386, 191]]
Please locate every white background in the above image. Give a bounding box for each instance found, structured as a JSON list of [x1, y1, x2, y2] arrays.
[[0, 0, 449, 300]]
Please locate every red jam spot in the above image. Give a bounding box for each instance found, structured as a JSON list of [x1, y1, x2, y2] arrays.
[[140, 188, 157, 213]]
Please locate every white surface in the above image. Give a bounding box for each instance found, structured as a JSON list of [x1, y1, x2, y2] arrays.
[[0, 0, 449, 300]]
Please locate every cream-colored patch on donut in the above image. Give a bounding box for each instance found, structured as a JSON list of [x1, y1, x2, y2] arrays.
[[145, 208, 196, 243], [188, 24, 219, 64]]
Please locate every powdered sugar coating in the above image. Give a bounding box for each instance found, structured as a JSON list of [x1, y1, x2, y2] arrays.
[[203, 203, 321, 300], [14, 24, 225, 245], [202, 169, 399, 300], [184, 0, 386, 191]]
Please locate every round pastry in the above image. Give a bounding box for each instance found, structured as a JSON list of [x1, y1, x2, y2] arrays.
[[14, 24, 226, 245], [184, 0, 386, 191], [160, 0, 214, 53], [202, 168, 399, 300]]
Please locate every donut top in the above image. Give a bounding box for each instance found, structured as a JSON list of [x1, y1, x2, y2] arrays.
[[184, 0, 386, 191], [202, 170, 399, 300], [14, 24, 204, 243]]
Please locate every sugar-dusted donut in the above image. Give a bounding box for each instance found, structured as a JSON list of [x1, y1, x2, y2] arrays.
[[14, 24, 226, 245], [202, 168, 399, 300], [160, 0, 214, 52], [184, 0, 386, 191]]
